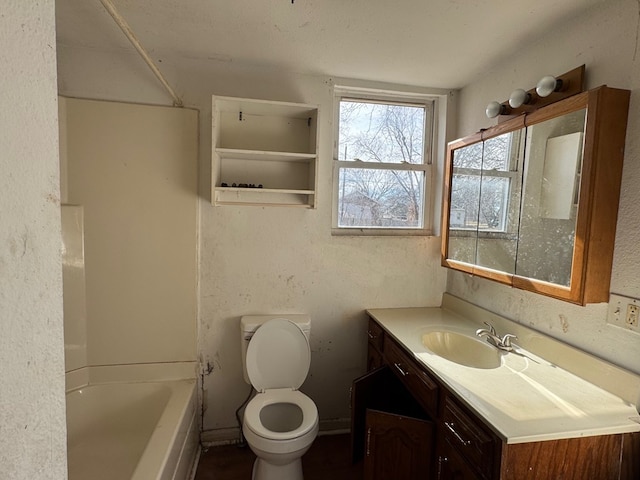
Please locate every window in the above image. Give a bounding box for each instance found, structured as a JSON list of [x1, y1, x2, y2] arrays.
[[333, 88, 435, 235]]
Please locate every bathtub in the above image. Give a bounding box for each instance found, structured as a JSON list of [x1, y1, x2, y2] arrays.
[[66, 378, 198, 480]]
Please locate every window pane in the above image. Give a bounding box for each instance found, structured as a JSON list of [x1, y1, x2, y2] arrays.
[[453, 142, 483, 170], [478, 176, 510, 231], [338, 100, 425, 164], [483, 133, 512, 171], [337, 167, 425, 228], [450, 174, 480, 229], [451, 175, 511, 232]]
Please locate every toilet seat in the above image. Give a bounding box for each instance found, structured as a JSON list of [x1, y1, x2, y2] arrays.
[[246, 318, 310, 392], [244, 388, 318, 441]]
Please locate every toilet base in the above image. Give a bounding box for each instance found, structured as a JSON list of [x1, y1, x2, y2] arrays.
[[252, 457, 303, 480]]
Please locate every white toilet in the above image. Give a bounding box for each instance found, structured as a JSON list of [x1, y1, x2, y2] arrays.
[[240, 315, 319, 480]]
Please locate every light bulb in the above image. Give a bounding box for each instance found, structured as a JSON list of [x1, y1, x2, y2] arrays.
[[508, 89, 531, 108], [485, 101, 504, 119], [536, 76, 563, 97]]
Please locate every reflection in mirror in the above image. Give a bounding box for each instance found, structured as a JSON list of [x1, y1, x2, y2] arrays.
[[475, 131, 525, 273], [447, 130, 525, 271], [447, 142, 482, 264], [516, 109, 587, 286]]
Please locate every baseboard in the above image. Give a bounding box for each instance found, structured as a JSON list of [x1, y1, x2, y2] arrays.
[[200, 418, 351, 447], [200, 427, 241, 447], [318, 418, 351, 435]]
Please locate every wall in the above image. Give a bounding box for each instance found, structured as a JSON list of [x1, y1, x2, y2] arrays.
[[0, 1, 67, 478], [450, 0, 640, 374], [56, 46, 452, 437], [60, 97, 199, 367]]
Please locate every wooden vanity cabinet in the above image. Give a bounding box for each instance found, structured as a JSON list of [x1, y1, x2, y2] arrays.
[[383, 335, 439, 418], [437, 439, 484, 480], [366, 318, 384, 371], [352, 319, 437, 479], [437, 395, 500, 480], [351, 366, 435, 479], [354, 317, 640, 480]]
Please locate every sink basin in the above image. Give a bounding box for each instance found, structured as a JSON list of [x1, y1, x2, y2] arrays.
[[421, 330, 503, 369]]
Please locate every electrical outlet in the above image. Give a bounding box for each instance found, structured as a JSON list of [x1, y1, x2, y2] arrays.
[[608, 293, 640, 333]]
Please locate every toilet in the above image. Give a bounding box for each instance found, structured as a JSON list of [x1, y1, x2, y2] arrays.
[[240, 315, 319, 480]]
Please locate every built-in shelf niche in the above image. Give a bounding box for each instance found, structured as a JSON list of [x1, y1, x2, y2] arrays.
[[211, 96, 319, 207]]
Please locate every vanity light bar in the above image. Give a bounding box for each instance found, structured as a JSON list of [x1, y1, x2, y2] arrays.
[[485, 65, 585, 121]]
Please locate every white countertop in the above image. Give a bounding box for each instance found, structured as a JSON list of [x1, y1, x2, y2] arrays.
[[367, 298, 640, 444]]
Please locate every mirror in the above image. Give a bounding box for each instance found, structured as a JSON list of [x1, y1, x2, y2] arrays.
[[447, 140, 482, 265], [446, 129, 524, 273], [442, 86, 630, 304], [476, 130, 524, 274], [516, 109, 586, 286]]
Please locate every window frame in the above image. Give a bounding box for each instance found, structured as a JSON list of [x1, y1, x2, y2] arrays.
[[331, 87, 438, 236]]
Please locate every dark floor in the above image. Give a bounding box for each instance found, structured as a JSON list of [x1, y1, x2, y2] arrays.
[[194, 433, 363, 480]]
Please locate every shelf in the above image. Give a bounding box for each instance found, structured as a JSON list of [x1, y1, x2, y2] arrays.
[[214, 187, 315, 207], [215, 148, 316, 163], [215, 187, 314, 194]]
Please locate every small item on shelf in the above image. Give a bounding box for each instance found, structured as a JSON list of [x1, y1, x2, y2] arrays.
[[221, 182, 265, 189]]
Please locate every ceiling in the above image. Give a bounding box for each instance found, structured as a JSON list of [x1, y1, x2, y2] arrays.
[[55, 0, 604, 89]]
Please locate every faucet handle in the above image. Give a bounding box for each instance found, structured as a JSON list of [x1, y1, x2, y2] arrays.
[[483, 322, 497, 336], [500, 334, 517, 348]]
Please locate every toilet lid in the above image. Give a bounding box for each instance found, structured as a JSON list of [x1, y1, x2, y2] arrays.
[[246, 318, 310, 392]]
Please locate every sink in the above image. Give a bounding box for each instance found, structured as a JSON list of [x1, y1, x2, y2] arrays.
[[421, 330, 503, 369]]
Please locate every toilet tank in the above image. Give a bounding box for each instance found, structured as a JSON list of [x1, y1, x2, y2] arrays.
[[240, 314, 311, 384]]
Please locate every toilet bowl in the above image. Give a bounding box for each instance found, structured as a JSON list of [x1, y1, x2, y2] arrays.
[[241, 317, 319, 480]]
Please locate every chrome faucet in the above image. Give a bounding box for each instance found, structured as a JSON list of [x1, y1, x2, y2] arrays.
[[475, 322, 517, 352]]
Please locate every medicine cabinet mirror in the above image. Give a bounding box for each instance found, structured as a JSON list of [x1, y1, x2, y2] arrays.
[[442, 86, 630, 305]]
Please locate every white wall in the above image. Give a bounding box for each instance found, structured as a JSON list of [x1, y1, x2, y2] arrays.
[[449, 0, 640, 374], [0, 1, 67, 478], [56, 47, 452, 437]]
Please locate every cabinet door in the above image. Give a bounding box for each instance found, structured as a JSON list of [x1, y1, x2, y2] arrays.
[[437, 438, 483, 480], [474, 129, 525, 275], [351, 366, 431, 465], [443, 125, 525, 280], [364, 409, 434, 480], [351, 366, 399, 463]]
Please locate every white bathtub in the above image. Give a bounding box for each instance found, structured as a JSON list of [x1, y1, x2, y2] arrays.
[[66, 379, 198, 480]]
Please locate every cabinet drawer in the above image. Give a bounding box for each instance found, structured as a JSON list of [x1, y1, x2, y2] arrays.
[[367, 319, 384, 353], [442, 396, 495, 479], [384, 336, 439, 417]]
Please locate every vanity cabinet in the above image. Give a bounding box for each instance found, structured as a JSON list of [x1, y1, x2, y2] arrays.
[[351, 366, 435, 479], [354, 317, 640, 480], [366, 318, 384, 371], [211, 96, 319, 207], [442, 86, 630, 304], [352, 319, 436, 478]]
